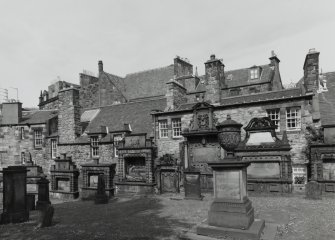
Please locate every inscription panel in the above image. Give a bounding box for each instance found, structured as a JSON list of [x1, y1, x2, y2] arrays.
[[215, 170, 241, 200]]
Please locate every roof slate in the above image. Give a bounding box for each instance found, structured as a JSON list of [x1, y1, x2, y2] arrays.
[[87, 98, 166, 135], [224, 64, 273, 88], [123, 65, 174, 100], [319, 72, 335, 126], [178, 88, 305, 111], [20, 110, 58, 125]]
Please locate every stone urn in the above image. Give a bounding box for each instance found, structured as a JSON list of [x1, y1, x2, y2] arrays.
[[216, 115, 243, 157]]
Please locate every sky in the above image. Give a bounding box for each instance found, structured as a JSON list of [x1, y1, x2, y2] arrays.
[[0, 0, 335, 107]]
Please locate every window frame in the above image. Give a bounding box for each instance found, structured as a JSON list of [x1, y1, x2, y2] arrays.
[[250, 68, 259, 80], [267, 108, 280, 132], [51, 139, 58, 159], [158, 120, 169, 139], [90, 136, 99, 158], [286, 107, 301, 131], [172, 118, 182, 138], [113, 134, 123, 158], [34, 130, 43, 148]]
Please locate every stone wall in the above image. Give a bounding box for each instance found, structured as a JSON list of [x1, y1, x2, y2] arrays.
[[0, 124, 51, 173], [155, 98, 314, 175], [58, 88, 81, 143], [39, 98, 59, 110], [156, 113, 192, 158], [165, 81, 188, 111]]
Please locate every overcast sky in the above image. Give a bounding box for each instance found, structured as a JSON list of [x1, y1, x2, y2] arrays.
[[1, 0, 335, 107]]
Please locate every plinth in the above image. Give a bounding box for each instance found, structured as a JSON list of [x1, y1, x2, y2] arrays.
[[196, 160, 265, 240]]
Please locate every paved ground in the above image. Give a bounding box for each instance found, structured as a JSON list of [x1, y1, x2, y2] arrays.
[[0, 193, 335, 240]]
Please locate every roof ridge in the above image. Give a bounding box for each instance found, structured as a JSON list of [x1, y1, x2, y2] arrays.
[[225, 64, 270, 73], [83, 97, 166, 111], [125, 64, 173, 77]]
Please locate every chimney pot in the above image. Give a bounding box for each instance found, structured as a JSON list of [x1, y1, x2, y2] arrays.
[[98, 60, 103, 73], [210, 54, 215, 60]]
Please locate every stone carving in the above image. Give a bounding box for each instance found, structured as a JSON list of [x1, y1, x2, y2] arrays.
[[244, 117, 275, 131], [159, 154, 177, 166], [197, 114, 209, 129], [216, 115, 242, 153]]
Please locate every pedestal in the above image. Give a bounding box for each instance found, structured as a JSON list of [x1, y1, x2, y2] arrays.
[[196, 161, 264, 240]]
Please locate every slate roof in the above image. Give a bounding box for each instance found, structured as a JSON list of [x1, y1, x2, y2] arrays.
[[319, 71, 335, 126], [87, 98, 166, 135], [80, 109, 100, 122], [122, 65, 174, 100], [20, 110, 58, 125], [224, 64, 273, 88], [177, 88, 305, 111]]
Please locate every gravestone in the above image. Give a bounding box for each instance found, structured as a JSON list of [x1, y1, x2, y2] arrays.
[[36, 175, 51, 210], [184, 170, 202, 200], [305, 181, 322, 200], [94, 174, 109, 204], [1, 166, 29, 224], [37, 204, 54, 228]]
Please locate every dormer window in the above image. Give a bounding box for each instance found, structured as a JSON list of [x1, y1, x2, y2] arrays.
[[250, 68, 259, 80]]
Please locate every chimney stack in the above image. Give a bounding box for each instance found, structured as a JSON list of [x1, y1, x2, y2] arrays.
[[98, 60, 103, 73], [1, 102, 22, 125], [204, 54, 225, 104], [303, 48, 320, 93]]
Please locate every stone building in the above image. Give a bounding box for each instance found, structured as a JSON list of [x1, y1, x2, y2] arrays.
[[0, 49, 334, 194]]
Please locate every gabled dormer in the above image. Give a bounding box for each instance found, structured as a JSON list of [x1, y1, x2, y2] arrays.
[[249, 65, 262, 81]]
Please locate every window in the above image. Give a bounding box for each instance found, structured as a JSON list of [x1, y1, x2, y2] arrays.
[[113, 134, 123, 157], [91, 136, 99, 158], [286, 107, 301, 130], [250, 68, 259, 80], [159, 120, 168, 138], [267, 109, 280, 131], [20, 127, 25, 140], [172, 118, 182, 138], [34, 130, 43, 148], [51, 139, 58, 159]]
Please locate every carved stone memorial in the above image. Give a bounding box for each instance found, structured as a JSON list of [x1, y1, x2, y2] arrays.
[[116, 133, 156, 195], [36, 175, 51, 211], [195, 115, 265, 240], [81, 160, 116, 200], [1, 166, 29, 224], [184, 169, 202, 200], [94, 174, 109, 204], [50, 153, 79, 200]]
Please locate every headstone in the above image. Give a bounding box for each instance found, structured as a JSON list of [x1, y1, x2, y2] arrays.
[[305, 181, 322, 200], [26, 193, 36, 211], [36, 175, 51, 210], [1, 166, 29, 224], [184, 170, 202, 200], [37, 204, 54, 228], [94, 175, 109, 204]]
